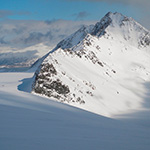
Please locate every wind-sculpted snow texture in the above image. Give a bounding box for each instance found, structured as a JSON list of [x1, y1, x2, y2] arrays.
[[33, 12, 150, 117]]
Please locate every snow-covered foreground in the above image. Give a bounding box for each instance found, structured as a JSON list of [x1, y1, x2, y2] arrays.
[[0, 72, 150, 150]]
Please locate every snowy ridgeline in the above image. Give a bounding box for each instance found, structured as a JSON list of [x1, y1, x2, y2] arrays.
[[32, 12, 150, 117]]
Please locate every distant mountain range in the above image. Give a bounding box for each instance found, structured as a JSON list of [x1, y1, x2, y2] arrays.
[[32, 12, 150, 116]]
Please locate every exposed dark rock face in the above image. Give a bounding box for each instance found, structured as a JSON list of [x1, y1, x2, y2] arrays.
[[33, 62, 85, 104], [40, 63, 57, 75], [140, 33, 150, 47], [33, 63, 69, 97], [43, 80, 70, 95]]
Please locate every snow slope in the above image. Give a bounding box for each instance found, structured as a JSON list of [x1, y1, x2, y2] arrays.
[[33, 12, 150, 117], [1, 72, 150, 150]]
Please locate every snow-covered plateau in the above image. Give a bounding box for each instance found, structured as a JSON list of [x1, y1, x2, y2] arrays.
[[0, 12, 150, 150]]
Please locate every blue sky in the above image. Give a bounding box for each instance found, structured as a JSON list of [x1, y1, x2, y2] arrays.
[[0, 0, 149, 28]]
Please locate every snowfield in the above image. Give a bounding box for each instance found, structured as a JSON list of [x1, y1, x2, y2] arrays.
[[1, 12, 150, 150], [0, 72, 150, 150]]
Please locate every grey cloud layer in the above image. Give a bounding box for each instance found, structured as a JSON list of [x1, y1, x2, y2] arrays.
[[72, 11, 89, 20], [0, 10, 30, 18], [67, 0, 150, 6], [0, 10, 13, 18]]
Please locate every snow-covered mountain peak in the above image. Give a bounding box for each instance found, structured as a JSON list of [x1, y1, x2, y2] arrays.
[[109, 12, 130, 25], [91, 12, 129, 36], [32, 12, 150, 116], [91, 12, 150, 48], [53, 12, 150, 52]]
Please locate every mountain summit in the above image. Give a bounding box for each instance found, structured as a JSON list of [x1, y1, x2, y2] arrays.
[[32, 12, 150, 117], [56, 12, 150, 50]]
